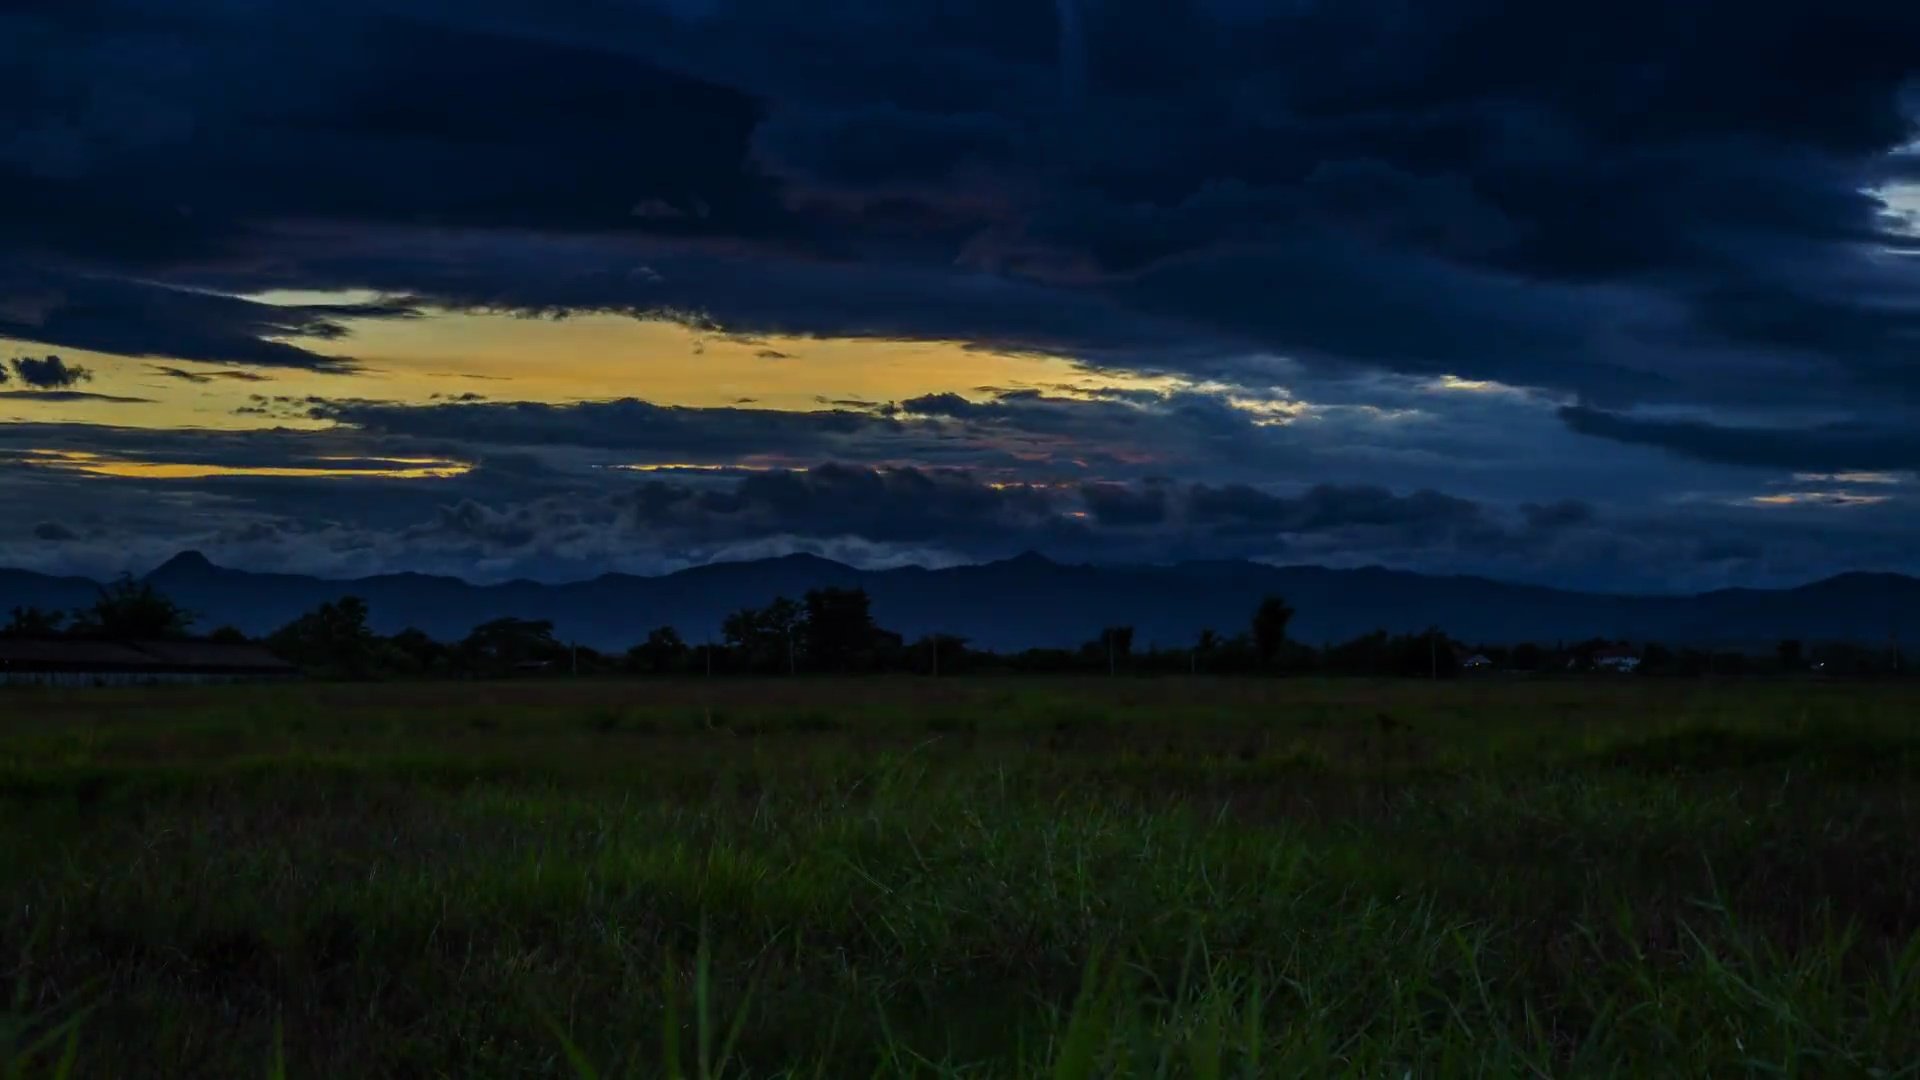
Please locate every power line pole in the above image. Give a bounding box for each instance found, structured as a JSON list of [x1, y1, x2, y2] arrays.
[[702, 633, 714, 729], [930, 636, 939, 677]]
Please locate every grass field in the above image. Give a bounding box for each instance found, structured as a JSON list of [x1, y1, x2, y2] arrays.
[[2, 677, 1918, 1077]]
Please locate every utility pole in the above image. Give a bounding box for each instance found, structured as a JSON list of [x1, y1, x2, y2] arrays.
[[701, 633, 714, 729], [786, 625, 795, 676], [1108, 633, 1115, 677], [1429, 633, 1437, 680], [930, 636, 939, 677], [570, 642, 578, 677]]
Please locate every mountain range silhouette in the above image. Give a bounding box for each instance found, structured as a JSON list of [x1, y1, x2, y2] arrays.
[[4, 551, 1915, 651]]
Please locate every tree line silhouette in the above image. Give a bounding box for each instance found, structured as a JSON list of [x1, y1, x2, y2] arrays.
[[5, 579, 1899, 680]]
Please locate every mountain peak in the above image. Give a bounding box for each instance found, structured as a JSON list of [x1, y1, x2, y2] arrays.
[[769, 552, 849, 568], [999, 549, 1059, 569], [149, 550, 217, 577]]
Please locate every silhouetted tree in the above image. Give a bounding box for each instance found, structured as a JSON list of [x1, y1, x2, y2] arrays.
[[270, 597, 377, 678], [388, 627, 448, 673], [1673, 648, 1713, 676], [2, 606, 65, 638], [723, 597, 802, 673], [1251, 595, 1294, 665], [1092, 626, 1134, 674], [1510, 642, 1544, 671], [1322, 627, 1460, 678], [207, 625, 249, 644], [460, 616, 561, 673], [627, 625, 689, 673], [1777, 639, 1804, 671], [1193, 627, 1221, 673], [69, 577, 194, 639], [914, 633, 968, 675], [803, 587, 878, 671], [1639, 642, 1675, 674], [1566, 638, 1615, 672], [1322, 630, 1389, 675], [1713, 650, 1753, 676]]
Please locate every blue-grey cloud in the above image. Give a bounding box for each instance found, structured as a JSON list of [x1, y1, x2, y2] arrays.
[[146, 365, 273, 384], [0, 389, 152, 404], [0, 263, 422, 372], [30, 521, 77, 542], [1561, 405, 1920, 472], [3, 0, 1919, 583], [6, 354, 91, 388], [4, 0, 1910, 404]]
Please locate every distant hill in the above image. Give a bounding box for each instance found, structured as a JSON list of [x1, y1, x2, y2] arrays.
[[3, 551, 1917, 652]]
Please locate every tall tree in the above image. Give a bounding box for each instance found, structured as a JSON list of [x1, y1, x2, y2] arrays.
[[1096, 626, 1135, 674], [723, 596, 802, 673], [1777, 639, 1804, 671], [1251, 595, 1294, 665], [1192, 627, 1221, 674], [2, 606, 65, 638], [803, 587, 878, 671], [269, 597, 378, 678], [69, 577, 194, 639], [628, 626, 689, 673], [389, 627, 448, 673], [915, 633, 967, 675], [460, 616, 562, 672]]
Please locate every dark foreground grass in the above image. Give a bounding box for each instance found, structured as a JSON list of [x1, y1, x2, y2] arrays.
[[2, 677, 1918, 1077]]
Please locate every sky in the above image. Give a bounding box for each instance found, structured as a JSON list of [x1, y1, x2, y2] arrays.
[[2, 0, 1918, 590]]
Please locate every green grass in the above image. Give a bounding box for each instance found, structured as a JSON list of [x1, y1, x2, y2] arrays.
[[2, 677, 1918, 1076]]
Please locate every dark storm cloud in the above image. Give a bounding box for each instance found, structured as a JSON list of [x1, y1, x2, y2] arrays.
[[0, 390, 152, 404], [306, 396, 919, 462], [6, 354, 91, 388], [3, 423, 1918, 590], [297, 387, 1322, 478], [414, 467, 1550, 571], [146, 365, 272, 384], [8, 0, 1910, 409], [1079, 482, 1169, 526], [258, 236, 1214, 375], [0, 419, 453, 472], [617, 464, 1076, 550], [210, 378, 1806, 519], [1186, 483, 1487, 534], [0, 5, 781, 264], [30, 521, 77, 542], [4, 0, 1920, 582], [0, 263, 421, 372], [1560, 406, 1920, 472], [1520, 499, 1598, 532]]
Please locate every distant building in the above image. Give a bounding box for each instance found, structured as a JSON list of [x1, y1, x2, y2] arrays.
[[1461, 653, 1494, 670], [1591, 644, 1640, 673], [0, 639, 297, 687]]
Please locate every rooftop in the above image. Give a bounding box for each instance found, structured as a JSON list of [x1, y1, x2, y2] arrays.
[[0, 638, 295, 673]]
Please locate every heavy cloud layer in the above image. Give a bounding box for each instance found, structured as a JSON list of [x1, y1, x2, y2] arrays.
[[2, 0, 1917, 583], [5, 1, 1914, 403]]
